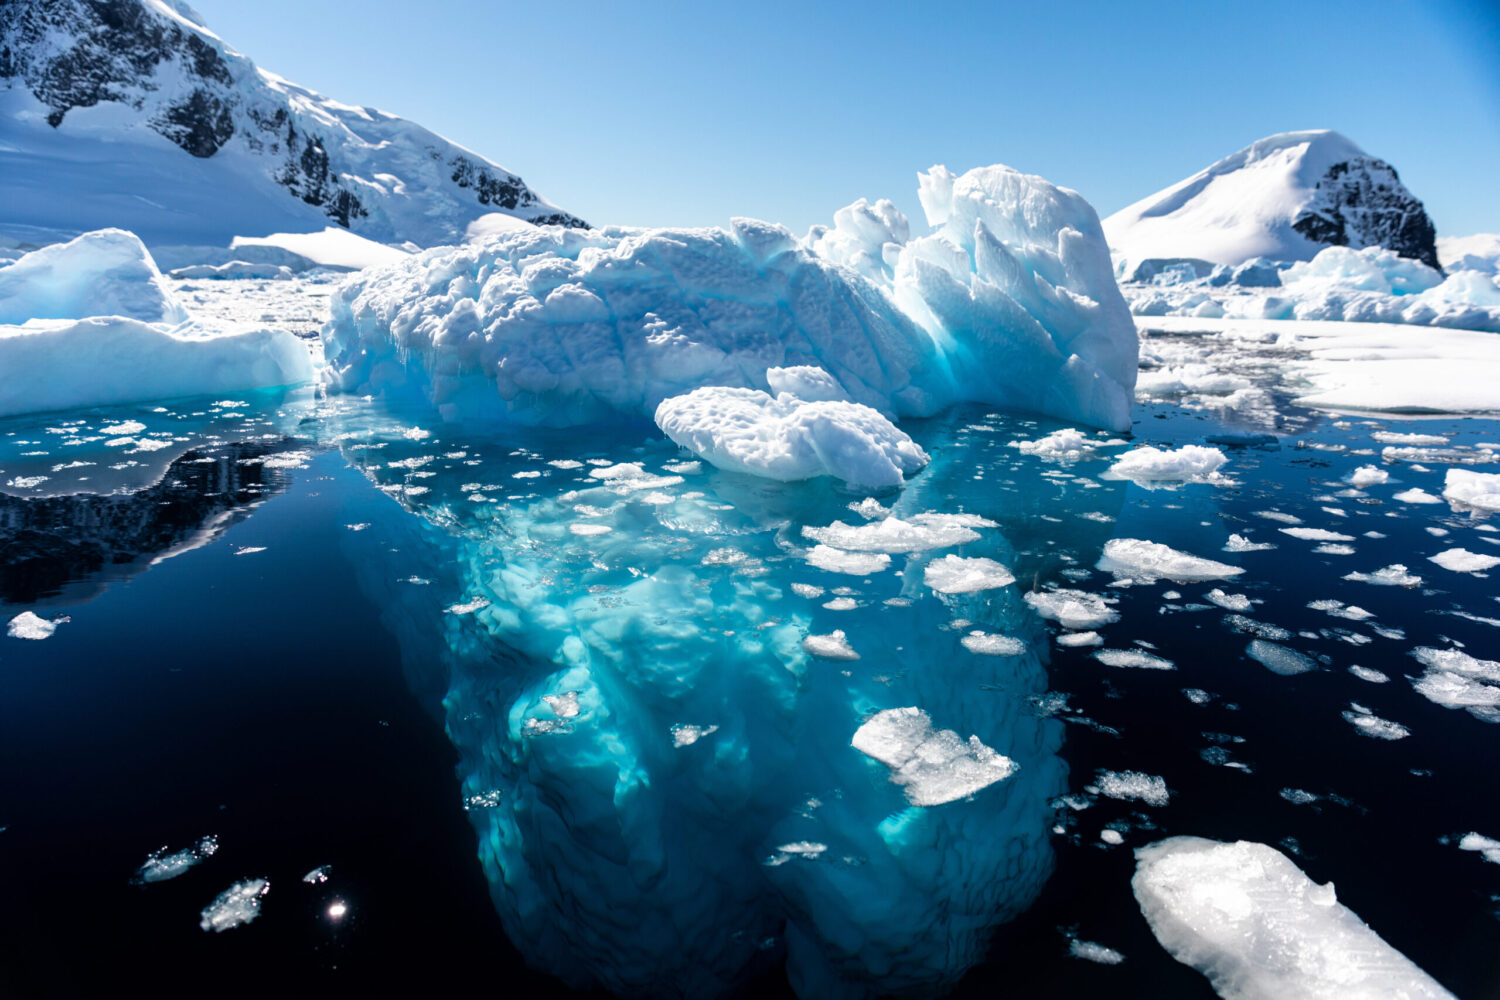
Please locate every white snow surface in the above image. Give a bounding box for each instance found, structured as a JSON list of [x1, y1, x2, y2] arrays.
[[654, 382, 928, 488], [1097, 538, 1245, 583], [230, 228, 411, 270], [323, 163, 1138, 434], [851, 707, 1018, 807], [1104, 131, 1414, 271], [1132, 837, 1453, 1000]]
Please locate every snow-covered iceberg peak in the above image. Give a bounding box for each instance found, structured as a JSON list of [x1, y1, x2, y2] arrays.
[[0, 229, 187, 325], [323, 163, 1139, 437]]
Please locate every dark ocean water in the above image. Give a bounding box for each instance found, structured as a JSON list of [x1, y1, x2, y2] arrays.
[[0, 384, 1496, 998]]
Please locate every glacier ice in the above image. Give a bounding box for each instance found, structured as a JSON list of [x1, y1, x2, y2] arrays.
[[850, 707, 1018, 807], [654, 381, 929, 488], [1133, 837, 1453, 999], [322, 163, 1138, 439], [0, 231, 313, 417], [0, 229, 187, 324]]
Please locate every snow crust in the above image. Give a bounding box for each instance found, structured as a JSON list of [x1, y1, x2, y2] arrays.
[[1133, 837, 1453, 999], [851, 707, 1018, 807], [323, 164, 1138, 438], [654, 381, 928, 488]]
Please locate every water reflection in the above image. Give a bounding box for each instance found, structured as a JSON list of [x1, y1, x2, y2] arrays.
[[332, 402, 1127, 998]]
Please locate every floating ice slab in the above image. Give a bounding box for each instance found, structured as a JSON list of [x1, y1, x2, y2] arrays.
[[1133, 837, 1453, 1000], [1008, 427, 1100, 460], [1428, 548, 1500, 573], [1342, 564, 1421, 587], [6, 610, 60, 640], [1069, 939, 1126, 964], [134, 836, 220, 884], [923, 555, 1015, 594], [1457, 832, 1500, 865], [851, 707, 1017, 807], [803, 513, 995, 553], [1443, 470, 1500, 512], [1104, 444, 1229, 485], [1097, 538, 1245, 583], [1245, 639, 1317, 676], [1024, 588, 1120, 630], [1409, 647, 1500, 723], [1095, 648, 1175, 670], [1093, 769, 1170, 807], [1341, 702, 1410, 740], [0, 229, 187, 325], [654, 383, 928, 488]]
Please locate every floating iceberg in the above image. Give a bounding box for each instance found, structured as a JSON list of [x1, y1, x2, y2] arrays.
[[0, 231, 312, 417], [1133, 837, 1452, 999], [323, 164, 1137, 441]]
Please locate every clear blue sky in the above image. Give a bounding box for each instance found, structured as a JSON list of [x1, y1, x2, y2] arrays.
[[190, 0, 1500, 237]]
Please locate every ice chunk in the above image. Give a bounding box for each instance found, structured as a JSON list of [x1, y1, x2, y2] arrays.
[[1024, 589, 1120, 630], [1443, 469, 1500, 512], [1205, 589, 1254, 612], [1133, 837, 1453, 1000], [764, 365, 849, 402], [1245, 639, 1317, 676], [805, 545, 890, 575], [1058, 630, 1103, 647], [1342, 564, 1421, 587], [960, 632, 1025, 656], [1097, 539, 1245, 583], [1093, 769, 1171, 807], [1457, 832, 1500, 865], [1341, 702, 1410, 740], [1349, 666, 1389, 684], [1280, 527, 1356, 542], [7, 610, 62, 640], [0, 230, 188, 325], [802, 513, 995, 553], [1428, 548, 1500, 573], [302, 865, 331, 884], [1409, 646, 1500, 723], [924, 555, 1015, 594], [199, 878, 270, 932], [1068, 939, 1126, 964], [1393, 487, 1443, 504], [1224, 533, 1275, 553], [1008, 428, 1099, 460], [1307, 599, 1373, 621], [654, 385, 928, 488], [1095, 648, 1176, 670], [133, 835, 220, 883], [1347, 465, 1389, 486], [1104, 444, 1229, 485], [851, 707, 1018, 807], [803, 630, 860, 660]]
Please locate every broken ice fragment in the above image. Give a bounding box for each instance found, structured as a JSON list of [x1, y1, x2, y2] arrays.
[[199, 878, 270, 932], [851, 707, 1017, 807]]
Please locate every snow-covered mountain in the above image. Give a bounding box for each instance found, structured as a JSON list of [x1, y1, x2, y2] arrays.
[[0, 0, 586, 247], [1104, 130, 1438, 276]]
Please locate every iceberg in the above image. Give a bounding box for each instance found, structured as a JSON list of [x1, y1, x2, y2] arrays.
[[1133, 837, 1452, 999], [0, 231, 312, 417], [323, 164, 1138, 438]]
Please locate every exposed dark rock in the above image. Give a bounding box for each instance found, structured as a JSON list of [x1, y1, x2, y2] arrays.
[[1291, 157, 1439, 269]]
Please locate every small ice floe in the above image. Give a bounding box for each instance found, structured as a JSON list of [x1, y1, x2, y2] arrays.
[[1342, 564, 1422, 587], [1058, 631, 1103, 647], [445, 598, 491, 615], [1025, 589, 1120, 630], [960, 632, 1024, 656], [569, 523, 612, 536], [1393, 487, 1443, 505], [302, 865, 331, 884], [822, 597, 858, 611], [1456, 832, 1500, 865], [6, 475, 49, 489], [344, 522, 371, 531], [1067, 937, 1126, 965], [923, 555, 1015, 594], [805, 545, 890, 576], [790, 583, 824, 599], [802, 513, 996, 553], [133, 835, 219, 883], [1347, 465, 1389, 486], [1095, 648, 1175, 670], [1245, 639, 1317, 676], [1223, 616, 1290, 641], [232, 545, 266, 555], [1444, 469, 1500, 512], [1097, 539, 1244, 583], [1280, 527, 1355, 542], [1280, 788, 1320, 806], [803, 630, 859, 660], [851, 706, 1016, 806], [763, 841, 828, 866], [1408, 646, 1500, 723], [1428, 548, 1500, 573], [7, 611, 66, 640], [1341, 702, 1410, 740], [1372, 431, 1447, 446], [1103, 444, 1231, 486], [1090, 769, 1170, 807], [1008, 428, 1100, 460], [1307, 598, 1374, 621], [1133, 838, 1451, 999], [1182, 688, 1215, 705], [199, 878, 270, 932], [1204, 589, 1254, 612], [1254, 509, 1302, 524], [1223, 533, 1275, 553], [1100, 828, 1125, 846], [1348, 665, 1390, 684], [670, 723, 719, 747]]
